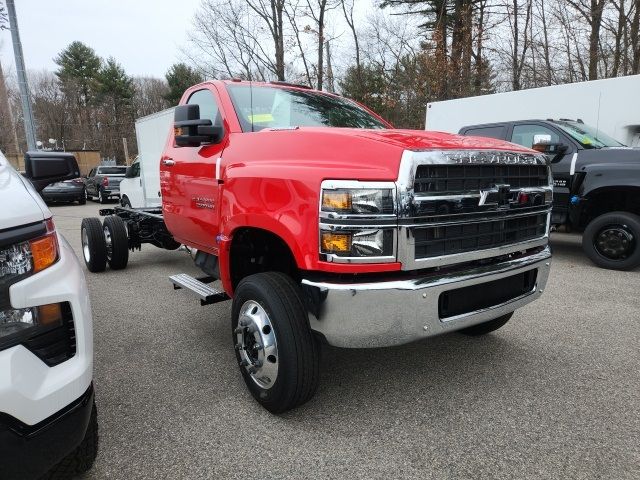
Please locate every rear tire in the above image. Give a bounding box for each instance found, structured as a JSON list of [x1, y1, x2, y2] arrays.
[[103, 216, 129, 270], [458, 312, 513, 336], [231, 272, 320, 414], [98, 189, 107, 204], [78, 189, 86, 205], [81, 218, 107, 272], [582, 211, 640, 270], [44, 401, 98, 479]]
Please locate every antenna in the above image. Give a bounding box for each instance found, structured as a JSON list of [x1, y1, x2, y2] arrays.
[[247, 10, 254, 133], [249, 77, 254, 133]]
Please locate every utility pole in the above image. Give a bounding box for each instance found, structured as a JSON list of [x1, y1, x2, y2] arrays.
[[6, 0, 36, 151]]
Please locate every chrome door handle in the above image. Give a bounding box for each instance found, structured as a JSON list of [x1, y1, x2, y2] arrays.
[[162, 158, 175, 166]]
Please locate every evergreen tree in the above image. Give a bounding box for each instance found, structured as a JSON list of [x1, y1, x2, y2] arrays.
[[54, 41, 102, 107], [164, 63, 204, 105], [97, 57, 134, 119]]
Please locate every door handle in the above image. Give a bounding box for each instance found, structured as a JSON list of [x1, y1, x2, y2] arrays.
[[162, 158, 175, 167]]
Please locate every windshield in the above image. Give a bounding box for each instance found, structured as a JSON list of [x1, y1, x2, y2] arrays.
[[98, 167, 127, 175], [553, 121, 625, 149], [226, 85, 388, 132]]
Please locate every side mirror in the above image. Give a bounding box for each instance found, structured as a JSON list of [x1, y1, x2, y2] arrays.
[[174, 104, 224, 147], [24, 152, 80, 192], [125, 166, 135, 178]]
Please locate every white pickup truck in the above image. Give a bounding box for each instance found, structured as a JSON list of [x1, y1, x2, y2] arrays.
[[0, 150, 97, 479]]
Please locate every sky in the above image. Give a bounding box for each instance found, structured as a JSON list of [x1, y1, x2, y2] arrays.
[[0, 0, 202, 78]]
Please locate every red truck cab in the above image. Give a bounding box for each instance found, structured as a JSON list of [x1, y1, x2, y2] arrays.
[[158, 80, 553, 412]]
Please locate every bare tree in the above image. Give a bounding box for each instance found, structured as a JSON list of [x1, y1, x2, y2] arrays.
[[565, 0, 610, 79], [246, 0, 287, 80]]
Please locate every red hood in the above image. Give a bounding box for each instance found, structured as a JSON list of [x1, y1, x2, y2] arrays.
[[349, 128, 532, 152], [224, 127, 535, 184]]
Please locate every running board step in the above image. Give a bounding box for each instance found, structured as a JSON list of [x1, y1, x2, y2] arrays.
[[169, 274, 229, 306]]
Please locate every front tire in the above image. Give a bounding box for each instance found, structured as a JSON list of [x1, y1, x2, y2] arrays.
[[458, 312, 513, 336], [582, 211, 640, 270], [120, 196, 131, 208], [78, 189, 87, 205], [44, 401, 98, 479], [81, 218, 107, 272], [231, 272, 320, 414], [98, 189, 107, 204], [103, 215, 129, 270]]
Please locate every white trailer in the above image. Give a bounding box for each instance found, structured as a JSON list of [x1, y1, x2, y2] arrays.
[[120, 108, 174, 208], [425, 75, 640, 147]]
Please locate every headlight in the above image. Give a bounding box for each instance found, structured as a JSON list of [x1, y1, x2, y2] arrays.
[[321, 189, 394, 215], [319, 181, 397, 262], [321, 229, 394, 257], [0, 218, 59, 283]]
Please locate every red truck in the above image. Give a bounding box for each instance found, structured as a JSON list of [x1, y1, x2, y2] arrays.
[[82, 80, 553, 413]]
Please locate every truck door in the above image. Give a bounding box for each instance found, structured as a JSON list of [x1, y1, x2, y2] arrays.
[[161, 87, 225, 252], [510, 123, 575, 224]]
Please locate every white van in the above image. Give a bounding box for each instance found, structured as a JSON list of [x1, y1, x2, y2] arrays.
[[0, 150, 97, 479]]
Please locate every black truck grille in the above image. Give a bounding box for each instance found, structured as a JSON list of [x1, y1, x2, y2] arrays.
[[414, 165, 548, 194], [414, 213, 547, 258], [23, 303, 76, 366]]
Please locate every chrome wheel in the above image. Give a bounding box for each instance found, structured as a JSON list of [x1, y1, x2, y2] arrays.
[[235, 300, 278, 389], [103, 226, 113, 261], [594, 225, 635, 260], [82, 228, 91, 262]]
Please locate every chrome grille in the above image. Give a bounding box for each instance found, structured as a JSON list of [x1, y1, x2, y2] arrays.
[[414, 165, 549, 194], [414, 213, 548, 258], [397, 150, 552, 270]]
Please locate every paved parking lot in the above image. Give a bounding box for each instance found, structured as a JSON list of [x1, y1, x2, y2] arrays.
[[50, 202, 639, 480]]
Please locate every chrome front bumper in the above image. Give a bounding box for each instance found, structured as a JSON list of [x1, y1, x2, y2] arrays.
[[302, 247, 551, 348]]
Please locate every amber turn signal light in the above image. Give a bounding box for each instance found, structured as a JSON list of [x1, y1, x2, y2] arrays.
[[322, 191, 352, 212], [321, 232, 352, 253], [37, 303, 63, 326], [30, 234, 58, 273]]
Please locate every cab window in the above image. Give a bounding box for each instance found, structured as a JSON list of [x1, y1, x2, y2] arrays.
[[511, 124, 560, 148], [186, 89, 221, 126], [130, 162, 140, 177], [462, 126, 506, 140]]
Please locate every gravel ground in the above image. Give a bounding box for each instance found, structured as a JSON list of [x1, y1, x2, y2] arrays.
[[49, 202, 639, 480]]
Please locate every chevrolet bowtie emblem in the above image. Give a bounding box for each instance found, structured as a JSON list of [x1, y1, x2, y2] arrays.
[[479, 184, 511, 208]]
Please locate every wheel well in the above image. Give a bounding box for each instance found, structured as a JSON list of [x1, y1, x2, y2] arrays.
[[229, 228, 299, 290], [580, 187, 640, 227]]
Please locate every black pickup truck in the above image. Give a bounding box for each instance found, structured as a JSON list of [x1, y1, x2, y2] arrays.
[[459, 119, 640, 270]]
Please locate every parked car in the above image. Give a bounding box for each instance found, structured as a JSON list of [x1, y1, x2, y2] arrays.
[[41, 178, 87, 205], [0, 150, 98, 479], [85, 165, 127, 203], [81, 80, 553, 413], [459, 119, 640, 270]]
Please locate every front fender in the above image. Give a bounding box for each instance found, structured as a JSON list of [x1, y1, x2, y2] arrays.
[[578, 163, 640, 197], [219, 175, 318, 268]]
